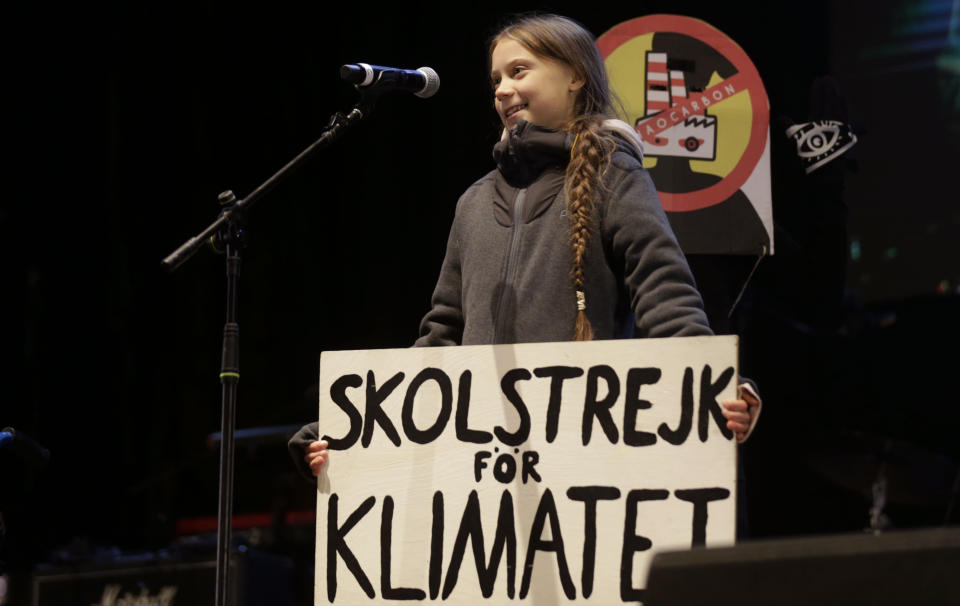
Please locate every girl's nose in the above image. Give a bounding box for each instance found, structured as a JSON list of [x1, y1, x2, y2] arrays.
[[494, 80, 513, 99]]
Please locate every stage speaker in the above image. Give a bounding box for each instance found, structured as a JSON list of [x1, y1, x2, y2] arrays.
[[31, 547, 291, 606], [644, 527, 960, 606]]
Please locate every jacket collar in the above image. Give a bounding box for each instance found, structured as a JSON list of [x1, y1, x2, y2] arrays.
[[492, 120, 572, 188]]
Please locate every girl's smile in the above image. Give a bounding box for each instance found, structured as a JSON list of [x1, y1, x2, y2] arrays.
[[490, 38, 584, 131]]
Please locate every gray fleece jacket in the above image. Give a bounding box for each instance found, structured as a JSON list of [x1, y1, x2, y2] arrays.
[[415, 120, 712, 345], [288, 120, 720, 480]]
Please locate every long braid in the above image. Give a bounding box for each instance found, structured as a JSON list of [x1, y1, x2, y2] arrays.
[[565, 116, 611, 340], [490, 14, 619, 340]]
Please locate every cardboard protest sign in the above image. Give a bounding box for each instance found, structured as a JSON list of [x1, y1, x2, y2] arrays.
[[315, 337, 738, 604]]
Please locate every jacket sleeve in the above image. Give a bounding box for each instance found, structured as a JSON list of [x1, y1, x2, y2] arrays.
[[414, 207, 465, 347], [601, 153, 713, 338], [287, 422, 319, 484]]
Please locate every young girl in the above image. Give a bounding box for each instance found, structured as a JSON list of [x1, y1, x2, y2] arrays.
[[292, 13, 760, 479]]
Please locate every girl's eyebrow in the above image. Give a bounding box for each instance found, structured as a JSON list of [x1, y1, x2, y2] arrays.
[[501, 55, 531, 66]]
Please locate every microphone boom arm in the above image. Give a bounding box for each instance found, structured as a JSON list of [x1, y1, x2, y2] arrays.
[[162, 103, 369, 272]]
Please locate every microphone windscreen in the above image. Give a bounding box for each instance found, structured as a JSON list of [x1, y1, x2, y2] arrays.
[[416, 67, 440, 98]]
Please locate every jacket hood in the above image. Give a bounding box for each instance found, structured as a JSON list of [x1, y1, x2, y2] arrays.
[[601, 118, 645, 163], [491, 120, 569, 225], [493, 118, 645, 176], [489, 118, 645, 226], [492, 120, 572, 188]]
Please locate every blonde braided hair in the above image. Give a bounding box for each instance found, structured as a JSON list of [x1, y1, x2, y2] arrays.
[[566, 116, 613, 340]]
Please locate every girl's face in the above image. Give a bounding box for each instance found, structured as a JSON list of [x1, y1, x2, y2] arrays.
[[491, 38, 584, 131]]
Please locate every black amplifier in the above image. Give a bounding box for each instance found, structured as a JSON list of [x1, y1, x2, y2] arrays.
[[31, 547, 291, 606]]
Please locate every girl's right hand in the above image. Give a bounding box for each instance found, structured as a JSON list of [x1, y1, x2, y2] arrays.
[[305, 440, 329, 477]]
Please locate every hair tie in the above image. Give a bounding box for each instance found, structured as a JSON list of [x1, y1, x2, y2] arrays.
[[576, 290, 586, 311]]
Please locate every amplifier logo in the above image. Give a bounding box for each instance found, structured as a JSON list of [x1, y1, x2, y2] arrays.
[[91, 584, 178, 606]]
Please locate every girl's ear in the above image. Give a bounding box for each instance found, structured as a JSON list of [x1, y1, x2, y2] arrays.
[[569, 75, 586, 92]]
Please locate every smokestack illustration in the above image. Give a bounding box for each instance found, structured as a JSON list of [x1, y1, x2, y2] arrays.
[[637, 51, 718, 160]]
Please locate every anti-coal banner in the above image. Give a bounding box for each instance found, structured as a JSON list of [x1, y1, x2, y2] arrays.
[[314, 336, 738, 604], [598, 15, 774, 255]]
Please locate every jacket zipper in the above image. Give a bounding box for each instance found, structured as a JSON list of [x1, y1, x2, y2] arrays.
[[494, 188, 527, 343]]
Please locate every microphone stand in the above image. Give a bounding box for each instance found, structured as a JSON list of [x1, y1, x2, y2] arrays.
[[162, 93, 377, 606]]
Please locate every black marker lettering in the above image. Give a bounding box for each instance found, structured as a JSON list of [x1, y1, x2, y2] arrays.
[[657, 367, 694, 445], [493, 452, 517, 483], [620, 489, 669, 602], [533, 366, 584, 443], [327, 494, 376, 601], [698, 365, 735, 442], [381, 496, 426, 599], [582, 365, 620, 445], [455, 370, 492, 444], [496, 368, 532, 446], [567, 486, 621, 598], [429, 492, 443, 599], [674, 487, 731, 547], [521, 451, 541, 484], [401, 368, 453, 444], [442, 490, 516, 599], [361, 371, 404, 448], [520, 489, 575, 599], [624, 368, 660, 447], [323, 374, 363, 450], [474, 451, 492, 482]]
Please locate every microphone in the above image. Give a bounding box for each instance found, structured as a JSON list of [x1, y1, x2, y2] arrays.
[[340, 63, 440, 98]]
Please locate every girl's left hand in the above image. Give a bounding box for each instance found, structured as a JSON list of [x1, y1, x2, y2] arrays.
[[721, 386, 761, 443], [305, 440, 329, 476]]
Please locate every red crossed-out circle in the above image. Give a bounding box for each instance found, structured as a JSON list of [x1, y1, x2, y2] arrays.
[[597, 15, 769, 212]]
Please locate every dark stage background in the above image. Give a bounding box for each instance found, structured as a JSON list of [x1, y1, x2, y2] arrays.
[[3, 0, 959, 604]]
